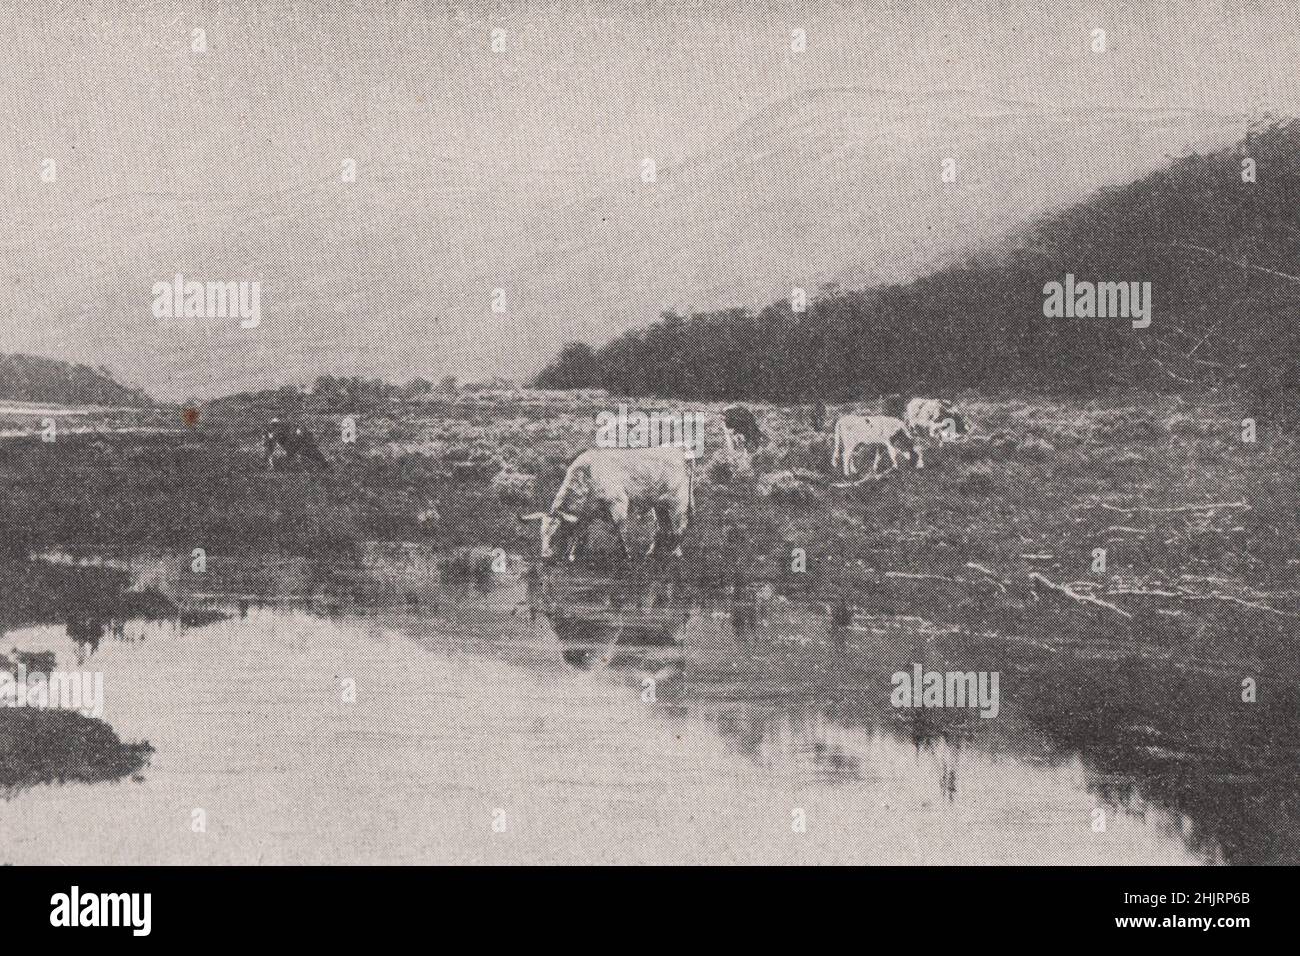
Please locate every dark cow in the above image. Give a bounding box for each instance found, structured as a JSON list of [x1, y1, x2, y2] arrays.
[[809, 399, 827, 433], [721, 405, 769, 452], [264, 418, 329, 470]]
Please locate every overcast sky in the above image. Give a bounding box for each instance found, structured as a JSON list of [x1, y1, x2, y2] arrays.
[[2, 0, 1298, 398]]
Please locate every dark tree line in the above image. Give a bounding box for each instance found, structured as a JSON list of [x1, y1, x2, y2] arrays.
[[536, 122, 1300, 402], [0, 353, 152, 406]]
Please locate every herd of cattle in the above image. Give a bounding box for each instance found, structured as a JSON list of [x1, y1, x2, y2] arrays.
[[262, 399, 971, 563], [518, 397, 971, 562]]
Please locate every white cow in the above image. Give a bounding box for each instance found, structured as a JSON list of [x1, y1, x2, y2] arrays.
[[831, 414, 922, 478], [518, 446, 695, 561], [904, 398, 969, 441]]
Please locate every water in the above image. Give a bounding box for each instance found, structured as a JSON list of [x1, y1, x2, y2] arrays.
[[3, 556, 1294, 864]]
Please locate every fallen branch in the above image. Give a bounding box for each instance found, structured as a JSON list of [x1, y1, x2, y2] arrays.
[[1098, 500, 1249, 515], [789, 467, 825, 484], [1029, 572, 1133, 619], [884, 571, 959, 583], [965, 562, 1008, 593], [1179, 592, 1300, 619], [1108, 587, 1300, 618]]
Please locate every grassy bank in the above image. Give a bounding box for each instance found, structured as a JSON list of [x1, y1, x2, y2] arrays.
[[2, 388, 1298, 675]]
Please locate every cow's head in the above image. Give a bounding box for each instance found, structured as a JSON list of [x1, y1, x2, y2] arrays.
[[517, 509, 581, 560], [894, 430, 923, 467]]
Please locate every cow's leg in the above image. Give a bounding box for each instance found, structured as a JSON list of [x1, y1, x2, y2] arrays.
[[874, 445, 895, 475], [654, 505, 680, 558], [568, 531, 584, 562], [668, 502, 689, 557], [608, 497, 632, 560], [844, 441, 857, 477], [646, 506, 666, 557]]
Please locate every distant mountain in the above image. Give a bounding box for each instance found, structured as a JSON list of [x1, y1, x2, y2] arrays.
[[510, 87, 1251, 359], [0, 87, 1251, 400], [536, 121, 1300, 401], [0, 354, 152, 407]]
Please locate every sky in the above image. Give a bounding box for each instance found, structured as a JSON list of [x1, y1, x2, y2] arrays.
[[2, 0, 1298, 399]]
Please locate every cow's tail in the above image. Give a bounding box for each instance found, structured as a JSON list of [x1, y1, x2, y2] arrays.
[[686, 454, 696, 524]]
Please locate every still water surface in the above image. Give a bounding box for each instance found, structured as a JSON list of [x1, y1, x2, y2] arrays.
[[0, 559, 1247, 864]]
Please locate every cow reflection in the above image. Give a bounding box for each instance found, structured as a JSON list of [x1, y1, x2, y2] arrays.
[[67, 615, 105, 663], [535, 577, 687, 693]]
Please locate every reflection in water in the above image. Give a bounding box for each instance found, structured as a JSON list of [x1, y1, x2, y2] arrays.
[[66, 616, 103, 664], [3, 550, 1299, 863], [539, 576, 686, 689], [525, 569, 1300, 865]]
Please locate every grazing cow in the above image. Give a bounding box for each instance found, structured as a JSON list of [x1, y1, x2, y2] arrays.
[[518, 446, 695, 562], [264, 418, 329, 470], [904, 398, 969, 442], [831, 414, 922, 478], [721, 404, 768, 452]]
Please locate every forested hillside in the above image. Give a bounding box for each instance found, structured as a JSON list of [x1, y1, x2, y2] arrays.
[[537, 121, 1300, 402]]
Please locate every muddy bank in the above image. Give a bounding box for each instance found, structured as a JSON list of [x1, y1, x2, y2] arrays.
[[2, 643, 151, 794], [0, 707, 152, 793], [0, 558, 199, 795]]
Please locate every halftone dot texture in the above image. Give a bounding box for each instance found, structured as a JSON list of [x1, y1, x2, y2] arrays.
[[2, 1, 1299, 865]]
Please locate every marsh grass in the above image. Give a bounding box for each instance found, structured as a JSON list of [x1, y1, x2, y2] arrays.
[[2, 388, 1298, 674]]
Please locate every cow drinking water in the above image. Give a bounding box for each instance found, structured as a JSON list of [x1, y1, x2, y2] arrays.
[[518, 446, 695, 562]]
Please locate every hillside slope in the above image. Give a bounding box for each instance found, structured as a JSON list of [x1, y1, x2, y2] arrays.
[[0, 353, 152, 406], [537, 121, 1300, 402]]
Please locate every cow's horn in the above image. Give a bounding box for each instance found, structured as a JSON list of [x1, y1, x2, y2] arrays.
[[517, 511, 546, 522], [554, 510, 580, 523]]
